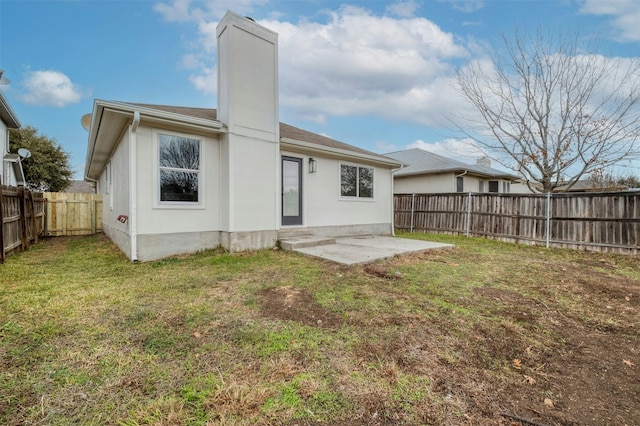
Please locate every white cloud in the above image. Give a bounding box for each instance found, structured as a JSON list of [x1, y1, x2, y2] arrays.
[[386, 1, 420, 18], [375, 141, 398, 153], [153, 2, 471, 126], [579, 0, 640, 42], [153, 0, 267, 22], [262, 6, 468, 125], [20, 70, 87, 107], [438, 0, 485, 13], [408, 138, 486, 163]]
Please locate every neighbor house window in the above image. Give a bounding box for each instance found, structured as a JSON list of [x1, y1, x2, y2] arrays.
[[456, 176, 464, 193], [158, 133, 201, 203], [503, 181, 511, 193], [479, 180, 485, 192], [488, 180, 499, 193], [341, 164, 373, 198]]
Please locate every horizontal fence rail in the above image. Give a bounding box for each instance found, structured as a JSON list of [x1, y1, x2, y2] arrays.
[[395, 192, 640, 255], [1, 185, 46, 262]]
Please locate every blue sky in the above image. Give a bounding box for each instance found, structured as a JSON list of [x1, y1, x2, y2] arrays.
[[1, 0, 640, 179]]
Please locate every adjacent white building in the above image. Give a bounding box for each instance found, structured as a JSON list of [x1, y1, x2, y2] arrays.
[[1, 89, 25, 187], [84, 11, 401, 261]]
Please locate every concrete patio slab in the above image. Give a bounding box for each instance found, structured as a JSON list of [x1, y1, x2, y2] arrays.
[[290, 235, 453, 265]]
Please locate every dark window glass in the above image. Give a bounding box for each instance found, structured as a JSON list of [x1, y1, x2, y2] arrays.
[[456, 176, 464, 192], [488, 180, 499, 193], [341, 165, 357, 197], [159, 134, 200, 203], [359, 167, 373, 198], [341, 164, 374, 198]]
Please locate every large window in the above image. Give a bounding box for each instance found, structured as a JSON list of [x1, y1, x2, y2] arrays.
[[158, 133, 201, 203], [488, 180, 499, 193], [341, 164, 373, 198]]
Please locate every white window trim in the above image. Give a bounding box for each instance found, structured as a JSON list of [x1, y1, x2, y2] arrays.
[[153, 129, 205, 210], [338, 162, 375, 201]]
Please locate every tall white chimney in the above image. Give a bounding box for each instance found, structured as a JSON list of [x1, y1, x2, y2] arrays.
[[216, 11, 280, 251]]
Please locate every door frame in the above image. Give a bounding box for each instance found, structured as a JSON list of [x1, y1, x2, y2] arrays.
[[281, 156, 303, 226]]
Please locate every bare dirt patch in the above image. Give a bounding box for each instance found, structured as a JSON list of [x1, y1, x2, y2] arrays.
[[259, 286, 342, 329], [469, 272, 640, 425]]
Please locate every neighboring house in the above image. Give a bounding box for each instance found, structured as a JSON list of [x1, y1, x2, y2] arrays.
[[0, 89, 25, 186], [66, 180, 96, 194], [83, 11, 401, 262], [385, 148, 522, 194]]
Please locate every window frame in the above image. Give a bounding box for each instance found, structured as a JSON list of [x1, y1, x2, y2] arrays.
[[488, 180, 499, 193], [154, 130, 205, 209], [456, 176, 464, 193], [339, 162, 374, 200]]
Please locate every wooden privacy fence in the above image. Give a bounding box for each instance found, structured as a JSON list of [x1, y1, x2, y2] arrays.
[[44, 192, 102, 237], [395, 192, 640, 254], [0, 185, 46, 262]]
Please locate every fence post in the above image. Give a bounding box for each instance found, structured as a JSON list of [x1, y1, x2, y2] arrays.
[[466, 192, 472, 237], [19, 186, 29, 251], [410, 193, 416, 233], [546, 192, 551, 248]]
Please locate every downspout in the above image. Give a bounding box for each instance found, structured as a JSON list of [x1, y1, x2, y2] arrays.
[[390, 163, 405, 237], [454, 170, 468, 191], [129, 111, 140, 262], [390, 169, 396, 236], [84, 175, 99, 193]]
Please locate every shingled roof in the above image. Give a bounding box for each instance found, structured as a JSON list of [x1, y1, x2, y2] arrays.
[[131, 103, 380, 158], [385, 148, 517, 179]]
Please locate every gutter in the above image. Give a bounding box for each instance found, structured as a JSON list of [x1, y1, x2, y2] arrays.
[[129, 111, 140, 262], [280, 137, 402, 169]]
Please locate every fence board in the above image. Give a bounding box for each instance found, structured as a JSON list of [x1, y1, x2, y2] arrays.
[[44, 192, 102, 236], [395, 192, 640, 255], [1, 185, 45, 261]]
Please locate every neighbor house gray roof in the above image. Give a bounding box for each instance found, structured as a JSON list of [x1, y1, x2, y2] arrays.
[[384, 148, 517, 179]]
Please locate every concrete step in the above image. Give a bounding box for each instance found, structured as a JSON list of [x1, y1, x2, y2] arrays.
[[277, 229, 314, 239], [279, 236, 336, 251]]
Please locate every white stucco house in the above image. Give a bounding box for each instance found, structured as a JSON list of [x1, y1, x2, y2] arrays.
[[84, 11, 401, 262], [385, 148, 526, 194], [1, 88, 25, 187]]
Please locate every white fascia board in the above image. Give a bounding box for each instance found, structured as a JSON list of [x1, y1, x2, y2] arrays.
[[84, 100, 226, 179], [280, 137, 402, 169], [102, 100, 225, 131], [0, 90, 21, 128]]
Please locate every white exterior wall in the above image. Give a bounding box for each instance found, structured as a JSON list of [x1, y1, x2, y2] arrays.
[[394, 173, 518, 194], [100, 131, 131, 258], [282, 151, 393, 235], [394, 173, 454, 193], [135, 126, 221, 235], [1, 120, 11, 186]]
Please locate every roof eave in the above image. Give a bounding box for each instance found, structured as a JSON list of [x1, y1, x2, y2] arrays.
[[0, 90, 21, 128], [281, 137, 402, 168], [84, 100, 226, 179], [396, 168, 517, 180]]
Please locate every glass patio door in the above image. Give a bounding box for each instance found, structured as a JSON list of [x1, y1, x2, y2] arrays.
[[282, 156, 302, 225]]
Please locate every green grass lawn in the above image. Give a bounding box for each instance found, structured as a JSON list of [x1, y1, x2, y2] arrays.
[[1, 233, 639, 425]]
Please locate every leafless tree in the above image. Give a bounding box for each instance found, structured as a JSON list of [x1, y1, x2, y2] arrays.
[[456, 29, 640, 193]]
